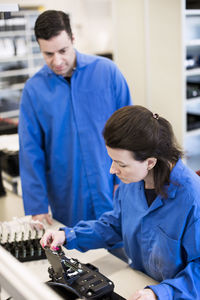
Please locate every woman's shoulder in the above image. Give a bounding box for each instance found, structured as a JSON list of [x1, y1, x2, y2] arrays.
[[170, 159, 200, 207], [172, 159, 200, 188]]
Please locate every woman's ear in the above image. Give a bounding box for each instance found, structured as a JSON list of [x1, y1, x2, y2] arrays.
[[147, 157, 157, 171]]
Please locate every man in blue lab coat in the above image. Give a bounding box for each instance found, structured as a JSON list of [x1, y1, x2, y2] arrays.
[[19, 10, 132, 227]]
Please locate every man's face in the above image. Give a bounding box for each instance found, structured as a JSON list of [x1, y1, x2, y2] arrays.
[[38, 30, 76, 77]]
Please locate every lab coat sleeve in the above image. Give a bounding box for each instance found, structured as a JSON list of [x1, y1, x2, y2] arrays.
[[112, 62, 133, 109], [19, 86, 49, 215], [61, 188, 123, 252], [148, 218, 200, 300], [111, 64, 132, 187]]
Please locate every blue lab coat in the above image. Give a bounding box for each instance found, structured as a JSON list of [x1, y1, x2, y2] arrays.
[[63, 159, 200, 299], [19, 50, 132, 226]]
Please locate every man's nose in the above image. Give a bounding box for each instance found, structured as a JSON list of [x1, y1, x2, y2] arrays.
[[52, 53, 62, 65]]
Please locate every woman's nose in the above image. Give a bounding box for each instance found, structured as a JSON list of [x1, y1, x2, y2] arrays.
[[110, 162, 119, 174]]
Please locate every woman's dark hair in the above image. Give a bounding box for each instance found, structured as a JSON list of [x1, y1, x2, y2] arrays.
[[103, 105, 183, 198], [34, 10, 73, 41]]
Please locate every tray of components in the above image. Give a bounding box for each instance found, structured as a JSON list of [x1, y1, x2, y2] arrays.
[[0, 217, 46, 262]]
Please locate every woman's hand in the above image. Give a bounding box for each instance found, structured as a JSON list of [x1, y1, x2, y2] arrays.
[[40, 229, 66, 250], [129, 288, 157, 300]]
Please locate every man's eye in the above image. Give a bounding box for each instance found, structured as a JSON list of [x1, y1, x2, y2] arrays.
[[60, 49, 67, 54], [119, 164, 127, 168]]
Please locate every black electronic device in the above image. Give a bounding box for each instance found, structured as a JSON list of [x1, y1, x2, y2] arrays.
[[187, 77, 200, 99], [186, 0, 200, 9], [1, 149, 19, 176], [45, 247, 125, 300], [187, 113, 200, 131], [187, 82, 200, 99]]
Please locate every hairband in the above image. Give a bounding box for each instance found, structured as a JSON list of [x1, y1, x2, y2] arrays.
[[152, 113, 159, 120]]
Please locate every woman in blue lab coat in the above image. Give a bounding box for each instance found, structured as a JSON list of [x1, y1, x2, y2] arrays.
[[41, 105, 200, 300]]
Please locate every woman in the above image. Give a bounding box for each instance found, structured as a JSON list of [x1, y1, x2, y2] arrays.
[[41, 105, 200, 300]]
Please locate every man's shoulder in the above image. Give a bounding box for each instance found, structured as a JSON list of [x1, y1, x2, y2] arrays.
[[25, 65, 49, 85], [77, 51, 116, 70]]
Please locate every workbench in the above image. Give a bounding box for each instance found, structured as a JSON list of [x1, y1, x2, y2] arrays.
[[0, 191, 157, 299]]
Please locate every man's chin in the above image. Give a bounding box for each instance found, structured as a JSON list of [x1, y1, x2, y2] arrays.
[[55, 71, 65, 76], [53, 68, 67, 76]]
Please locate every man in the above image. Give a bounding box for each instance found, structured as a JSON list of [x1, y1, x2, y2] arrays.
[[19, 10, 132, 227]]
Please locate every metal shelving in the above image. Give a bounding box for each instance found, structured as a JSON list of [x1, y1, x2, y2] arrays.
[[185, 8, 200, 169], [0, 10, 44, 120]]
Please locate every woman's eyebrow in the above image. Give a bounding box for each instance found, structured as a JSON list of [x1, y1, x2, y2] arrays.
[[113, 159, 126, 164]]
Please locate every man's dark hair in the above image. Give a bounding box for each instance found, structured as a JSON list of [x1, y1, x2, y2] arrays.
[[103, 105, 183, 198], [34, 10, 73, 41]]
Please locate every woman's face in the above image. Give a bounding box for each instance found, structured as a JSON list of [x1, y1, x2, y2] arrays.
[[106, 146, 156, 184]]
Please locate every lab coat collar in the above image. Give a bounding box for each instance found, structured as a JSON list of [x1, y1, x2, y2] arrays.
[[147, 159, 184, 212], [75, 49, 98, 69], [166, 158, 184, 199]]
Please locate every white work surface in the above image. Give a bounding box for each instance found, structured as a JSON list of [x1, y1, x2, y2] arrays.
[[0, 134, 19, 151], [0, 191, 158, 299]]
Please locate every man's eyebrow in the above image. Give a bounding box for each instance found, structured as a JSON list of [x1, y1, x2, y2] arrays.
[[58, 46, 68, 51], [43, 47, 68, 54], [44, 51, 53, 55]]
